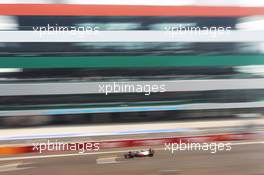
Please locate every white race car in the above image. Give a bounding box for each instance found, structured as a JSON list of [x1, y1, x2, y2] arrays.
[[124, 148, 154, 159]]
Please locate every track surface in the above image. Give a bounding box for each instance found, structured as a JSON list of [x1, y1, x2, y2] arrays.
[[0, 141, 263, 175]]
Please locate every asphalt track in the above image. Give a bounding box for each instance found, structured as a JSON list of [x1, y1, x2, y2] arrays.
[[0, 141, 263, 175]]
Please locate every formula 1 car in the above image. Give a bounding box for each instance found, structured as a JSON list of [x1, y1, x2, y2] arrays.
[[124, 148, 154, 159]]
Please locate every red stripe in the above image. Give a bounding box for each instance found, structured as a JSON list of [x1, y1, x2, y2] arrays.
[[0, 133, 254, 155], [0, 4, 264, 16]]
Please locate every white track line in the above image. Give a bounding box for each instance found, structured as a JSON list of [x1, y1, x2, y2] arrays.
[[0, 162, 34, 172], [0, 31, 263, 42], [230, 141, 264, 146], [2, 118, 262, 141], [0, 149, 142, 162], [96, 156, 120, 164]]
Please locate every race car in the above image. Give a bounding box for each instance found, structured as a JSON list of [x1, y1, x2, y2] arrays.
[[124, 148, 154, 159]]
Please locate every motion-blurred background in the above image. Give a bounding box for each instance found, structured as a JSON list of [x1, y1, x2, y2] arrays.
[[0, 1, 264, 175], [0, 0, 264, 127]]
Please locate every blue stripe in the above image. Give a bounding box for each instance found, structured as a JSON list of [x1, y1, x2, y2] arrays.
[[43, 105, 187, 115]]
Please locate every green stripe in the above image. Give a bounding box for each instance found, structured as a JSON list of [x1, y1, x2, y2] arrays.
[[0, 55, 263, 68]]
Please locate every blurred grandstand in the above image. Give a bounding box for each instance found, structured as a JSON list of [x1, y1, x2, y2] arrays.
[[0, 0, 263, 127]]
